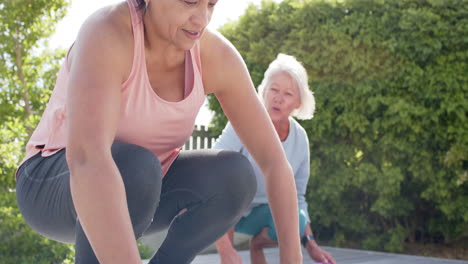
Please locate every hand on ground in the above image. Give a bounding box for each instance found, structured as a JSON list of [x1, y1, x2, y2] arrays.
[[306, 243, 336, 264]]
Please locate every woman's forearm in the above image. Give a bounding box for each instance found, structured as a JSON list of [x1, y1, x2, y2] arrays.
[[264, 162, 302, 263], [69, 156, 140, 264]]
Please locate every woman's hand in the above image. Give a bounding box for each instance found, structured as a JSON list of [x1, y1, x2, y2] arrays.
[[306, 242, 336, 264]]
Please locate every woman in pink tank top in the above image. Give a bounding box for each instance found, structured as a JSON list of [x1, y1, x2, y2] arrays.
[[16, 1, 303, 263]]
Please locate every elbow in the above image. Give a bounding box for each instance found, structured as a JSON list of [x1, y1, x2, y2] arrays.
[[66, 142, 111, 178], [65, 144, 85, 170]]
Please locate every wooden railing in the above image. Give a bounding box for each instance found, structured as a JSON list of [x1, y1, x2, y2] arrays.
[[182, 125, 216, 151]]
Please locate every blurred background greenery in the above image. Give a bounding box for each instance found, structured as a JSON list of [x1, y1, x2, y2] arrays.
[[208, 0, 468, 256], [1, 0, 467, 262]]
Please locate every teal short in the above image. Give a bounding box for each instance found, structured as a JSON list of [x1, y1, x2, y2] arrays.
[[234, 204, 307, 241]]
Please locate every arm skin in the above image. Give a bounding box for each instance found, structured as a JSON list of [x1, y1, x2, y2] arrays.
[[201, 30, 302, 264], [65, 5, 141, 264]]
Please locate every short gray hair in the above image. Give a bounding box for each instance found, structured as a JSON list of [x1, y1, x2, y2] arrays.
[[257, 53, 315, 120]]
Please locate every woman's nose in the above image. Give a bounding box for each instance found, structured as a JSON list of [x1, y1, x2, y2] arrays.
[[192, 5, 211, 28], [274, 94, 283, 103]]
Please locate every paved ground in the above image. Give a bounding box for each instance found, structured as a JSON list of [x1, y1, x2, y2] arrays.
[[143, 246, 468, 264]]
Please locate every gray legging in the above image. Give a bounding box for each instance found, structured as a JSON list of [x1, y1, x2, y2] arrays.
[[16, 141, 257, 263]]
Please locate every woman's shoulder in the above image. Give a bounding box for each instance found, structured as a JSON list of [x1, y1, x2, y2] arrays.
[[67, 2, 133, 80], [289, 118, 309, 143], [76, 2, 132, 44], [200, 29, 235, 60], [199, 29, 245, 94], [290, 118, 305, 132]]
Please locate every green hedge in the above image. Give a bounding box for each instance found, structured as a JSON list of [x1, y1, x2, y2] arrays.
[[0, 119, 74, 263], [0, 192, 74, 264], [209, 0, 468, 251]]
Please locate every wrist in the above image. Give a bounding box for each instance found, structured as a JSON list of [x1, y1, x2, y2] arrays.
[[306, 239, 319, 250], [279, 238, 303, 263], [301, 234, 315, 248], [280, 252, 303, 264]]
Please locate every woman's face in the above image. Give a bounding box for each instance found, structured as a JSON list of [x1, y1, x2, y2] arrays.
[[145, 0, 218, 50], [264, 72, 301, 123]]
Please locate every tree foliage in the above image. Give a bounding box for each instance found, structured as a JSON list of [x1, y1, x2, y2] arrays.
[[209, 0, 468, 251], [0, 0, 74, 262]]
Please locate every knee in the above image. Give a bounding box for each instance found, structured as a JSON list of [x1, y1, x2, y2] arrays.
[[111, 142, 162, 233], [215, 151, 257, 211], [112, 142, 162, 195]]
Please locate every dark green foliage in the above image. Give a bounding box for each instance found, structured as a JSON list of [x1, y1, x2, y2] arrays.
[[0, 192, 75, 264], [0, 0, 75, 262], [209, 0, 468, 251]]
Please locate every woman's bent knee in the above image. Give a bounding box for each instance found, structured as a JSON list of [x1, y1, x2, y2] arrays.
[[111, 142, 162, 235], [215, 151, 257, 212], [111, 141, 162, 194]]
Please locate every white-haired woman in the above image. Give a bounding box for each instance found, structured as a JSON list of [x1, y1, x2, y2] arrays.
[[215, 54, 336, 264]]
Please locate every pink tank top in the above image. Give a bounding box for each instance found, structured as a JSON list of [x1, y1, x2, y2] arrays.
[[20, 0, 205, 176]]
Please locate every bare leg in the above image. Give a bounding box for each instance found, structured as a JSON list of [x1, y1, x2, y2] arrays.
[[250, 227, 277, 264]]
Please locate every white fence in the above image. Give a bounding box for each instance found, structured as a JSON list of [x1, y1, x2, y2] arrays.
[[182, 125, 216, 151]]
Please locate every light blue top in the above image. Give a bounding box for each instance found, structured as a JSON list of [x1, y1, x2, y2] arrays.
[[214, 117, 311, 223]]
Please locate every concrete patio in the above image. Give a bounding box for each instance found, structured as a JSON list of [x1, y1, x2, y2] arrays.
[[142, 246, 468, 264]]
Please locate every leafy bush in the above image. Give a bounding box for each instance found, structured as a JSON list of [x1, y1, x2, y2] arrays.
[[209, 0, 468, 251], [0, 0, 73, 261], [0, 192, 74, 264]]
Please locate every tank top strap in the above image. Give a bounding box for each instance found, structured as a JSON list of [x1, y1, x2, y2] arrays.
[[127, 0, 145, 43], [127, 0, 143, 28], [192, 41, 203, 76], [122, 0, 146, 89]]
